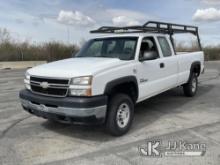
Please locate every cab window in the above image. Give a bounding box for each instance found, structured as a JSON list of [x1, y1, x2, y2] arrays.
[[157, 37, 172, 57], [139, 37, 159, 60]]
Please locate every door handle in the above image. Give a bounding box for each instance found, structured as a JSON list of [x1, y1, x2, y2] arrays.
[[160, 63, 165, 68]]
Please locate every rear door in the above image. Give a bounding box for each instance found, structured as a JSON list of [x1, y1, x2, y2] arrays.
[[156, 36, 178, 90]]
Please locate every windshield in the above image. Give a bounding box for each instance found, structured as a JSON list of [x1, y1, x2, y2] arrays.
[[76, 37, 138, 60]]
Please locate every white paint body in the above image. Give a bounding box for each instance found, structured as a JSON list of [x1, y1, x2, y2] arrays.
[[27, 33, 204, 103]]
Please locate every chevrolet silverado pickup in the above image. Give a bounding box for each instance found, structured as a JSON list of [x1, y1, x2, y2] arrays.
[[19, 21, 204, 136]]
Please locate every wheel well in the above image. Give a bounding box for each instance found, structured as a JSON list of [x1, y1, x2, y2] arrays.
[[106, 82, 138, 103], [192, 63, 201, 76]]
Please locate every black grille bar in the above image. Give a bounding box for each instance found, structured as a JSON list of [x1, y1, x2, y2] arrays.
[[30, 76, 69, 97], [31, 85, 68, 97], [30, 77, 69, 85]]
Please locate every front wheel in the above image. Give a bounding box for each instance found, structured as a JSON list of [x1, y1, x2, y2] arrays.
[[105, 94, 134, 136], [183, 73, 198, 97]]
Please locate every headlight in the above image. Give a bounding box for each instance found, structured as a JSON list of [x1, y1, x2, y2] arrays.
[[24, 72, 31, 90], [69, 76, 92, 96], [70, 76, 92, 85], [25, 72, 30, 80], [69, 88, 92, 96]]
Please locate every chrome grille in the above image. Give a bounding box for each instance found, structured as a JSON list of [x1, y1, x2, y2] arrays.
[[30, 76, 70, 97]]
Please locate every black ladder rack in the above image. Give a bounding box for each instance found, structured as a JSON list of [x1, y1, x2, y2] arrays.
[[90, 21, 202, 50]]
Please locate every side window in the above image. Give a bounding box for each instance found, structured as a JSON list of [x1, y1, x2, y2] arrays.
[[139, 37, 159, 60], [158, 37, 172, 57]]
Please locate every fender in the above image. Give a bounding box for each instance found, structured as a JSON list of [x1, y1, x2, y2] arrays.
[[187, 61, 201, 82], [104, 76, 139, 99]]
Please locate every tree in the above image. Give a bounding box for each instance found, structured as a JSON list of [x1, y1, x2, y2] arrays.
[[0, 28, 11, 43]]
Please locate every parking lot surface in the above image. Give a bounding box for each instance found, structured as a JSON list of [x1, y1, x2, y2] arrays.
[[0, 61, 220, 165]]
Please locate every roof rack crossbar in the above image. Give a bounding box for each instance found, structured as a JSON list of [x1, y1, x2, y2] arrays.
[[144, 21, 198, 34], [90, 21, 199, 36]]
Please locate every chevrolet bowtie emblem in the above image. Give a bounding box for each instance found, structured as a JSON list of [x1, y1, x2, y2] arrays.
[[40, 82, 49, 89]]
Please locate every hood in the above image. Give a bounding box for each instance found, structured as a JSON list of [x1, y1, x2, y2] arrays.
[[28, 57, 126, 78]]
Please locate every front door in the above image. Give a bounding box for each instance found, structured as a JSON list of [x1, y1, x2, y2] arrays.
[[137, 36, 178, 102]]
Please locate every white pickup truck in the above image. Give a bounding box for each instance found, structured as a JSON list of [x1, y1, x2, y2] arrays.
[[19, 21, 204, 136]]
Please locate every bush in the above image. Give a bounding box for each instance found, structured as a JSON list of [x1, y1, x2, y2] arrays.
[[203, 46, 220, 61], [175, 40, 220, 61], [0, 41, 79, 62], [0, 28, 79, 62]]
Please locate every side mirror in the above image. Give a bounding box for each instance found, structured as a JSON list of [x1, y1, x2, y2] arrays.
[[139, 51, 158, 62]]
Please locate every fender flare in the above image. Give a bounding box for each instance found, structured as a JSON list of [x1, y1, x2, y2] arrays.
[[104, 76, 139, 100], [187, 61, 201, 82]]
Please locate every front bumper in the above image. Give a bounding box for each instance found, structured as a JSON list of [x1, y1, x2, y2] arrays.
[[19, 89, 108, 124]]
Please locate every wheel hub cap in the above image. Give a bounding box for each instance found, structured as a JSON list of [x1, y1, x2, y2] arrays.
[[192, 78, 197, 93], [116, 103, 130, 128]]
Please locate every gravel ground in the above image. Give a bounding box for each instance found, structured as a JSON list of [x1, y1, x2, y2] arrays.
[[0, 61, 220, 165]]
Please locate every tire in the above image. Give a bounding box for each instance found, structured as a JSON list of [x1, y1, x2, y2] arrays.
[[183, 73, 198, 97], [106, 93, 134, 136]]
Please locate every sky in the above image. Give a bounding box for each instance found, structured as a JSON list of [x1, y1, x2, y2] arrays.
[[0, 0, 220, 46]]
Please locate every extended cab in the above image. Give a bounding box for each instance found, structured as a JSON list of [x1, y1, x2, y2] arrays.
[[19, 21, 204, 136]]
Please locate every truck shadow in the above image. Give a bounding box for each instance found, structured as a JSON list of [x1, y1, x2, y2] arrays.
[[41, 84, 214, 142]]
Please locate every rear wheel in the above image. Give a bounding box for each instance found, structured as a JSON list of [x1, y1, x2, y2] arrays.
[[183, 73, 198, 97], [106, 94, 134, 136]]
